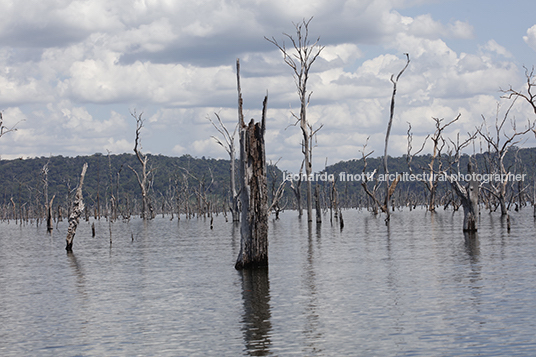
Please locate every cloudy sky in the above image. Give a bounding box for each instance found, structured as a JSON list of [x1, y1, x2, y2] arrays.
[[1, 0, 536, 172]]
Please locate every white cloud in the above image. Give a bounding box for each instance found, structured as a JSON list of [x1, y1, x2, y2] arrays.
[[320, 44, 363, 64], [480, 39, 512, 58], [0, 0, 534, 171], [447, 20, 474, 40], [524, 24, 536, 52]]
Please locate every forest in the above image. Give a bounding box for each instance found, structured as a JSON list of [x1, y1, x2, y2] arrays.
[[0, 145, 535, 223]]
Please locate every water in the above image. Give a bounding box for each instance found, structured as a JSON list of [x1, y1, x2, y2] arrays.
[[1, 209, 536, 356]]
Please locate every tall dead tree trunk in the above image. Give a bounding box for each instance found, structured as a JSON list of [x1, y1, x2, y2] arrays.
[[235, 59, 269, 270], [128, 111, 154, 220], [266, 18, 324, 223], [66, 163, 88, 252], [383, 53, 409, 222]]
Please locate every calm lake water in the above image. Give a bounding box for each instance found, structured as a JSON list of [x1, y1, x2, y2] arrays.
[[1, 208, 536, 356]]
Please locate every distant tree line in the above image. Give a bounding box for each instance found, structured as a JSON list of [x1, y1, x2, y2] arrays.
[[1, 146, 536, 224], [0, 153, 283, 223]]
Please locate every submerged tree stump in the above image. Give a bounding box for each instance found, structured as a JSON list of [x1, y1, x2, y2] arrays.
[[235, 59, 269, 270], [66, 163, 88, 252], [235, 116, 269, 269]]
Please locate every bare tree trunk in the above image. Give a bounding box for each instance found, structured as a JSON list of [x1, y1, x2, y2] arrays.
[[235, 59, 269, 270], [128, 111, 154, 220], [66, 163, 88, 252], [46, 195, 55, 233], [207, 113, 240, 222], [446, 162, 479, 232], [384, 54, 409, 222], [476, 100, 534, 216], [266, 18, 324, 223], [290, 160, 304, 216], [315, 184, 322, 224]]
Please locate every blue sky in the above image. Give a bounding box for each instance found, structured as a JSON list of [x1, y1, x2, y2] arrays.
[[1, 0, 536, 172]]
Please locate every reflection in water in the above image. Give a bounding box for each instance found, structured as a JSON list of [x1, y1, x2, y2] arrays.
[[67, 251, 86, 296], [240, 268, 272, 356], [66, 250, 90, 342], [463, 232, 480, 262], [461, 231, 484, 314], [231, 222, 239, 258], [302, 224, 322, 355], [384, 222, 404, 346]]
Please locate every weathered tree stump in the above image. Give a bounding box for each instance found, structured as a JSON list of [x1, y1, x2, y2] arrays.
[[235, 59, 269, 270]]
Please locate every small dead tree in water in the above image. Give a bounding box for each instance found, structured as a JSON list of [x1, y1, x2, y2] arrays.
[[128, 111, 155, 219], [235, 59, 269, 270], [66, 163, 88, 252], [208, 113, 240, 222], [360, 137, 382, 214], [444, 161, 479, 232], [41, 162, 56, 234], [383, 53, 410, 222], [315, 184, 322, 224], [407, 115, 460, 212], [443, 132, 478, 231], [266, 17, 324, 223], [268, 159, 286, 219], [476, 100, 534, 216], [289, 160, 304, 216]]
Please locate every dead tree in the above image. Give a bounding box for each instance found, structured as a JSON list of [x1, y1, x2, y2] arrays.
[[360, 138, 382, 214], [208, 113, 240, 222], [440, 131, 478, 231], [266, 17, 324, 223], [500, 67, 536, 214], [0, 112, 21, 139], [315, 184, 322, 224], [235, 59, 269, 270], [444, 162, 479, 232], [128, 111, 155, 219], [383, 53, 409, 222], [40, 161, 56, 233], [476, 100, 534, 216], [501, 65, 536, 115], [268, 159, 286, 219], [66, 163, 88, 252], [289, 160, 304, 216], [407, 115, 460, 211]]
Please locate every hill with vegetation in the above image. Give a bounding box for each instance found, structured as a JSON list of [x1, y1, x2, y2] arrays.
[[1, 146, 535, 219]]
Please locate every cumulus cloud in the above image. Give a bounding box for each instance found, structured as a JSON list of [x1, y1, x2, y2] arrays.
[[0, 0, 534, 170], [524, 24, 536, 52]]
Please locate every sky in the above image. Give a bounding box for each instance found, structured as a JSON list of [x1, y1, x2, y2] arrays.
[[1, 0, 536, 173]]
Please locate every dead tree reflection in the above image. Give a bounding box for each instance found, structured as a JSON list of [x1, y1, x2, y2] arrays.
[[239, 268, 272, 356]]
